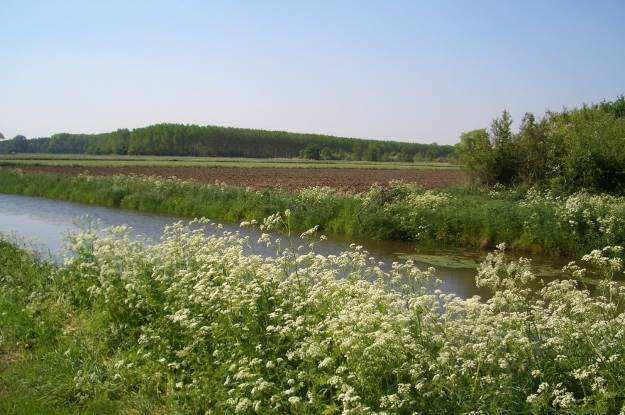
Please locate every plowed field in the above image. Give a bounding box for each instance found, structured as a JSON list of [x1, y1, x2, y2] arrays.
[[6, 165, 467, 193]]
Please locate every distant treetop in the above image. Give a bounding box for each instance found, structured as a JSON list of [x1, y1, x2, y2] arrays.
[[0, 123, 455, 162]]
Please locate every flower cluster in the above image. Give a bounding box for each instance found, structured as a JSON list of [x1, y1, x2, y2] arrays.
[[404, 190, 449, 212], [520, 188, 625, 248], [58, 220, 625, 413]]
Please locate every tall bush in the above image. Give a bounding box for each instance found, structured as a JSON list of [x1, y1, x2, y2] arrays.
[[458, 95, 625, 193]]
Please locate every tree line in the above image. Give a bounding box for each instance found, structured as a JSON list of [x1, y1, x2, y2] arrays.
[[457, 95, 625, 193], [0, 124, 455, 162]]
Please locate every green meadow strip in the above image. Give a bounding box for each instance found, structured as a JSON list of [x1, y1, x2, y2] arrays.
[[0, 155, 461, 170]]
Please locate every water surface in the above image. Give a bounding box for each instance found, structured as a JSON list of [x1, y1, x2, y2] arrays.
[[0, 193, 494, 297]]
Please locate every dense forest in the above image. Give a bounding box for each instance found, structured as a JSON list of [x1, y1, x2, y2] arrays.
[[457, 95, 625, 193], [0, 124, 454, 162]]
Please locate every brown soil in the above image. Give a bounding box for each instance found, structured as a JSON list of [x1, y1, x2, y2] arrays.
[[8, 166, 468, 193]]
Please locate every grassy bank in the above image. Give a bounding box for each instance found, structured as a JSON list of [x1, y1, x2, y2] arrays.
[[1, 169, 625, 257], [1, 225, 625, 413], [0, 239, 122, 414]]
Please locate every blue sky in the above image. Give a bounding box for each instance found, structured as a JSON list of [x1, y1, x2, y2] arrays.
[[2, 0, 624, 144]]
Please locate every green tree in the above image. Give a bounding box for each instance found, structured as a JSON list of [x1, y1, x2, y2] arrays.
[[319, 147, 335, 160], [300, 144, 321, 160], [516, 113, 549, 184], [456, 129, 494, 183], [489, 111, 520, 185], [458, 96, 625, 193], [363, 143, 382, 161], [11, 135, 28, 153]]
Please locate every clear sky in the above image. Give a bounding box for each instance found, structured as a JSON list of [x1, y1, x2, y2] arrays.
[[2, 0, 624, 144]]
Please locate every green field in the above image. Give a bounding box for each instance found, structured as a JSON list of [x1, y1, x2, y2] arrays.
[[0, 153, 461, 170]]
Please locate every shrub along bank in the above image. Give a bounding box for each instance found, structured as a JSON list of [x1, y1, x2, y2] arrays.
[[457, 95, 625, 193]]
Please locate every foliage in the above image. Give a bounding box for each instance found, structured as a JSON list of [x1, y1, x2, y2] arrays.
[[0, 123, 455, 162], [456, 129, 494, 183], [457, 95, 625, 193], [299, 144, 321, 160], [2, 224, 625, 413]]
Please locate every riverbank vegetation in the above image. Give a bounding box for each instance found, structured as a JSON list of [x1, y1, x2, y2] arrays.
[[0, 123, 455, 162], [2, 223, 624, 413], [1, 169, 624, 258], [457, 95, 625, 193]]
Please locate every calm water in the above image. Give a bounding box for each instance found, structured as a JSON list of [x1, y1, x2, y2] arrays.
[[0, 193, 490, 297]]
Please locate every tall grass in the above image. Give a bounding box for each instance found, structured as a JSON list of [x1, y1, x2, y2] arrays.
[[1, 223, 624, 413], [1, 169, 625, 257]]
